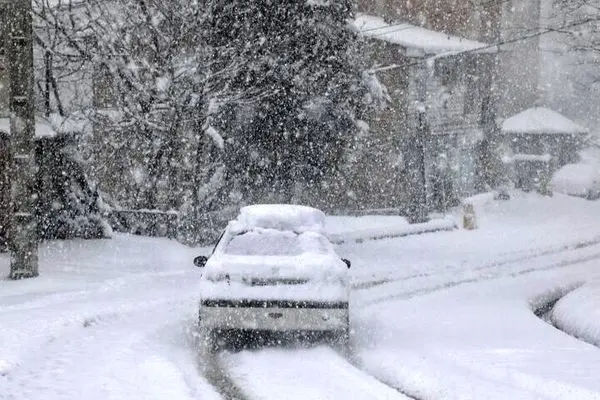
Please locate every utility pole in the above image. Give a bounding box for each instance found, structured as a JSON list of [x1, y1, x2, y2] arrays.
[[406, 62, 429, 224], [7, 0, 39, 279]]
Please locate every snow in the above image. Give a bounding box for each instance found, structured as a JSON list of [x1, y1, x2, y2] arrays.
[[343, 193, 600, 398], [355, 270, 600, 399], [233, 204, 326, 234], [0, 117, 57, 138], [199, 280, 348, 303], [551, 163, 600, 197], [205, 126, 224, 150], [352, 14, 492, 56], [327, 215, 456, 244], [502, 107, 589, 135], [48, 112, 91, 134], [221, 346, 407, 399], [551, 282, 600, 347], [0, 235, 221, 400], [305, 0, 331, 6], [202, 228, 348, 286], [509, 153, 553, 163], [551, 148, 600, 198], [3, 193, 600, 398]]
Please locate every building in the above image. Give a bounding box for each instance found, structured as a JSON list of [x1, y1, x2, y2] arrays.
[[349, 13, 497, 216], [501, 107, 588, 192], [356, 0, 502, 42], [357, 0, 544, 119]]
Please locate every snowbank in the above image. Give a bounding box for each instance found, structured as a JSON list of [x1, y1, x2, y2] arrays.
[[551, 148, 600, 199], [551, 163, 600, 198], [551, 282, 600, 347]]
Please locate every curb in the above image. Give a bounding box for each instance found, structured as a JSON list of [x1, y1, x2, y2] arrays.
[[329, 217, 458, 245]]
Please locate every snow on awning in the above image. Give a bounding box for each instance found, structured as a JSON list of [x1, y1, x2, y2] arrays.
[[0, 117, 57, 138], [351, 13, 493, 56], [502, 107, 589, 135]]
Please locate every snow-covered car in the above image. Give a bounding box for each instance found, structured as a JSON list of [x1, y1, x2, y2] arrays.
[[194, 204, 350, 350]]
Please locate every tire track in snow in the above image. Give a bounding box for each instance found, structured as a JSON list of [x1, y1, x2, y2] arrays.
[[358, 242, 600, 307], [1, 304, 221, 400], [195, 345, 251, 400], [217, 345, 411, 400], [352, 234, 600, 291]]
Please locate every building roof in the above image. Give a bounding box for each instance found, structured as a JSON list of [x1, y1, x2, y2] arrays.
[[351, 13, 492, 56], [501, 107, 589, 135]]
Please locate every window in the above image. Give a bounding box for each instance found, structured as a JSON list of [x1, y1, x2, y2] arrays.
[[224, 229, 328, 256], [225, 230, 302, 256]]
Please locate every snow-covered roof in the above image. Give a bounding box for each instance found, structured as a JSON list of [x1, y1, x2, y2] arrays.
[[502, 107, 589, 135], [233, 204, 326, 234], [351, 14, 492, 56], [0, 117, 57, 138]]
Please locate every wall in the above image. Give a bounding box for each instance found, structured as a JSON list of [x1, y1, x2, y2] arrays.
[[346, 38, 412, 211]]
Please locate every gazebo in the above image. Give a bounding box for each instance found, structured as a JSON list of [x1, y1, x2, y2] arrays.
[[501, 107, 589, 192]]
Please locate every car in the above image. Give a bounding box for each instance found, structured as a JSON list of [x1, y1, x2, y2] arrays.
[[194, 204, 351, 351]]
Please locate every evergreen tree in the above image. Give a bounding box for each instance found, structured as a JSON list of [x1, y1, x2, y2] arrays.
[[205, 0, 367, 207]]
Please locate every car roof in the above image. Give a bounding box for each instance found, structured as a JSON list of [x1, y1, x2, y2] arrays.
[[233, 204, 326, 234]]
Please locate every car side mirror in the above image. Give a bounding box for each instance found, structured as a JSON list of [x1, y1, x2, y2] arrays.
[[342, 258, 351, 269], [194, 255, 208, 268]]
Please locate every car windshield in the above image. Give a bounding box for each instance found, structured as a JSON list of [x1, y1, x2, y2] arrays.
[[224, 229, 327, 256]]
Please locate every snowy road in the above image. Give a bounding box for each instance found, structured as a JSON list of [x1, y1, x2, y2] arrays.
[[2, 193, 600, 399]]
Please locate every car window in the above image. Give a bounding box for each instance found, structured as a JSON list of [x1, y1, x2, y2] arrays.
[[225, 230, 301, 256], [224, 229, 329, 256]]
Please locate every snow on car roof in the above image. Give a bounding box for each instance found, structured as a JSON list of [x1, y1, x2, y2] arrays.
[[233, 204, 326, 233]]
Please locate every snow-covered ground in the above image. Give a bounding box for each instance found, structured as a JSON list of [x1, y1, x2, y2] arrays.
[[0, 237, 221, 400], [2, 192, 600, 399]]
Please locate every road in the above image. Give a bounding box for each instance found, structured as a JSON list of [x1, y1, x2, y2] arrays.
[[2, 197, 600, 400]]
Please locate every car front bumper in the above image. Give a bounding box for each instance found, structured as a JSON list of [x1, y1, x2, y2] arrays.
[[198, 299, 349, 332]]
